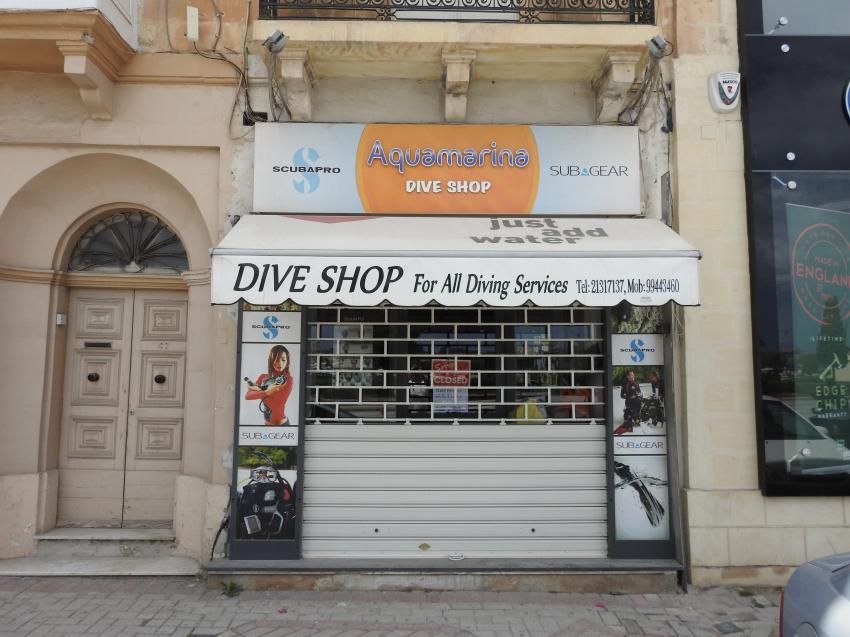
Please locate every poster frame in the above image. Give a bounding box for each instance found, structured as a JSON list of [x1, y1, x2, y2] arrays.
[[606, 308, 677, 560], [228, 302, 307, 560]]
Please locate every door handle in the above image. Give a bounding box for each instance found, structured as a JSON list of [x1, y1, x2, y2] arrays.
[[154, 374, 167, 384], [87, 372, 100, 382]]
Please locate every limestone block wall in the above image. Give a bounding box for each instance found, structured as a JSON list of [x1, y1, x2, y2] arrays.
[[673, 0, 850, 586], [686, 490, 850, 585]]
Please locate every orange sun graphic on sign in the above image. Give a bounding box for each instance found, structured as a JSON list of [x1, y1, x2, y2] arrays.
[[355, 124, 539, 215]]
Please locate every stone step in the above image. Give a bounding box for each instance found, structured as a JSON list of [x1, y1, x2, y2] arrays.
[[34, 527, 176, 558], [208, 558, 683, 593], [0, 555, 201, 577]]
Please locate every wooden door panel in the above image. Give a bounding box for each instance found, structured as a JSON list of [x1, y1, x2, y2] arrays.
[[122, 470, 176, 522], [74, 297, 127, 339], [123, 290, 187, 522], [65, 415, 118, 459], [59, 289, 186, 527], [139, 299, 187, 342], [137, 352, 185, 407], [133, 417, 182, 461], [59, 291, 132, 516], [57, 468, 125, 525], [69, 349, 122, 407]]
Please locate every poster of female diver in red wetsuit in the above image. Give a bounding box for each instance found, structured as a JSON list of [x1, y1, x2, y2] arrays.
[[240, 342, 301, 428], [231, 310, 302, 552]]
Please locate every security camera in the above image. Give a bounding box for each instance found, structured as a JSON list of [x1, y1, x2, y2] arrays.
[[263, 30, 288, 54], [646, 35, 669, 60]]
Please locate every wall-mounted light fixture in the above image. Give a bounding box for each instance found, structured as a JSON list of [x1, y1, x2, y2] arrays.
[[263, 30, 289, 54]]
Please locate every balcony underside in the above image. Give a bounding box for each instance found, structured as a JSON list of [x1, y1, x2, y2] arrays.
[[252, 20, 656, 82], [259, 0, 654, 24]]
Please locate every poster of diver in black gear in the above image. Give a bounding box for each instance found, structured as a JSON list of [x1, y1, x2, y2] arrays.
[[611, 366, 666, 436]]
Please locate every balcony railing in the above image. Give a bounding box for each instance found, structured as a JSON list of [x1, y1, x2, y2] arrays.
[[259, 0, 654, 24]]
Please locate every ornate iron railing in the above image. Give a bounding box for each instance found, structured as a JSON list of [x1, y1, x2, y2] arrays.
[[259, 0, 654, 24]]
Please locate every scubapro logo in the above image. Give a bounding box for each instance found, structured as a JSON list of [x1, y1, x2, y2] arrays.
[[629, 338, 645, 363], [262, 315, 279, 339], [616, 336, 657, 363], [293, 147, 320, 193]]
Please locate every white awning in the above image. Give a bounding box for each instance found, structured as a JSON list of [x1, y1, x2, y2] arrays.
[[211, 215, 700, 307]]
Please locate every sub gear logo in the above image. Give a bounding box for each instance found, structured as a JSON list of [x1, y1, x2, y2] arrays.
[[262, 315, 280, 339], [293, 147, 320, 193], [550, 165, 630, 177]]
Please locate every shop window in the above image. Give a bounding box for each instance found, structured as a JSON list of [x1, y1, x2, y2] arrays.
[[306, 305, 606, 425], [750, 172, 850, 494]]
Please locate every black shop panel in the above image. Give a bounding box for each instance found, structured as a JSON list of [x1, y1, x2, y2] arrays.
[[743, 36, 850, 170]]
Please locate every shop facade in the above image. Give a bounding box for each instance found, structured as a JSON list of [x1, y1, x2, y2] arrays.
[[210, 121, 700, 566], [4, 0, 837, 588]]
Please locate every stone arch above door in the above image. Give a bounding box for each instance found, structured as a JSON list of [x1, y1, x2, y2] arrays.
[[0, 152, 214, 539], [0, 152, 212, 273]]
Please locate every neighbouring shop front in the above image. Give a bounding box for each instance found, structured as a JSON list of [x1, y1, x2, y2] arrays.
[[210, 123, 701, 563], [740, 3, 850, 496]]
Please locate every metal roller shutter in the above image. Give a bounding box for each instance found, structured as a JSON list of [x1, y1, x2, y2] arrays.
[[303, 306, 607, 559]]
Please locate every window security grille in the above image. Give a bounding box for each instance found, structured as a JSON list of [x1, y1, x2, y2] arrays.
[[306, 306, 606, 425]]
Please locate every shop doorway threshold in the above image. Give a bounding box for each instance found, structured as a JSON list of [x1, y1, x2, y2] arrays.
[[207, 558, 683, 593]]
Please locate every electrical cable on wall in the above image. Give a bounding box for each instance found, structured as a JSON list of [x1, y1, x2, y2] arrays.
[[618, 36, 673, 127], [189, 0, 264, 139], [262, 31, 292, 122]]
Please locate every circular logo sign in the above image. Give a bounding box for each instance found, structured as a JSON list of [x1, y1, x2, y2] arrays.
[[791, 222, 850, 325], [355, 124, 539, 215]]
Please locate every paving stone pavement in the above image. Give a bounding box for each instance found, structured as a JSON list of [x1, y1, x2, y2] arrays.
[[0, 577, 780, 637]]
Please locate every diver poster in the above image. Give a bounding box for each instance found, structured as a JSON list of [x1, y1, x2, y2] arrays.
[[231, 308, 304, 558], [611, 364, 671, 541], [239, 341, 301, 429], [611, 366, 666, 436]]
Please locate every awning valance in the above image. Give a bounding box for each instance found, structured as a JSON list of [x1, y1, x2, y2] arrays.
[[211, 215, 700, 307]]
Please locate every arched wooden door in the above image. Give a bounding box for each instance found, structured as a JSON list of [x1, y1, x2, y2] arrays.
[[58, 289, 187, 527], [57, 210, 189, 528]]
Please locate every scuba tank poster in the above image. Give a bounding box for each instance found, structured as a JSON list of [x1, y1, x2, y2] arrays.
[[235, 446, 298, 540], [240, 342, 301, 430], [611, 366, 666, 436]]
